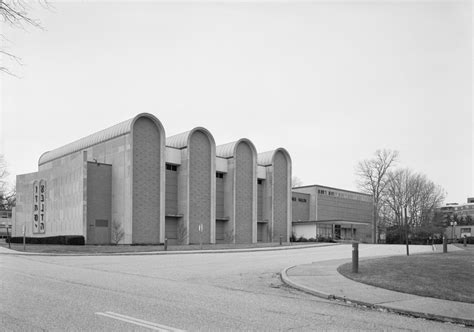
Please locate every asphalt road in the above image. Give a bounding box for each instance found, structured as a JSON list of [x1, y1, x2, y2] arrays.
[[1, 244, 468, 331]]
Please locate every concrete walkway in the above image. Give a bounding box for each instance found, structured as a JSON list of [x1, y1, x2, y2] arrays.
[[281, 257, 474, 327], [0, 242, 337, 256]]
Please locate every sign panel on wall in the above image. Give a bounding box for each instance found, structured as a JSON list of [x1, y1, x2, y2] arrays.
[[33, 180, 46, 234]]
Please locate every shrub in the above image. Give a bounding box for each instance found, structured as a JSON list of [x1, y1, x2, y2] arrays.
[[290, 232, 297, 242], [7, 236, 85, 245], [111, 220, 125, 245]]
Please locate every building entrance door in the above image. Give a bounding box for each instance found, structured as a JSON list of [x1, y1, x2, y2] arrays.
[[257, 223, 267, 242], [94, 219, 110, 244]]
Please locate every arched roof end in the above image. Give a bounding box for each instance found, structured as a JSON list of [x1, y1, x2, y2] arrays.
[[38, 113, 164, 166], [166, 127, 215, 149], [216, 138, 257, 159], [257, 148, 291, 166]]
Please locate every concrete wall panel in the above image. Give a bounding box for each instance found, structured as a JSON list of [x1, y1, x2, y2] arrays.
[[14, 153, 85, 238]]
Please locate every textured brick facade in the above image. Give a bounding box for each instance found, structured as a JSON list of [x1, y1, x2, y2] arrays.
[[189, 130, 212, 244], [273, 151, 289, 241], [132, 117, 162, 244], [234, 142, 254, 244]]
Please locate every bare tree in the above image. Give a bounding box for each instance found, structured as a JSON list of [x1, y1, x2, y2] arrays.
[[292, 176, 303, 188], [0, 155, 16, 211], [177, 222, 188, 245], [356, 149, 399, 243], [111, 220, 124, 245], [1, 0, 46, 75], [384, 168, 446, 242], [0, 154, 8, 191]]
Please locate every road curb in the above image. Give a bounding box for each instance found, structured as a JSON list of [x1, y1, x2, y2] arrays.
[[280, 265, 474, 327], [0, 243, 338, 257]]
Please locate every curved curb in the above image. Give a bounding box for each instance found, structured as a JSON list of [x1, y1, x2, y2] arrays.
[[280, 266, 336, 300], [0, 243, 339, 257], [280, 265, 474, 327]]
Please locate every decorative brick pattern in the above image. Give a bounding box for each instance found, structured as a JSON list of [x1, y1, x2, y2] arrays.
[[132, 117, 161, 244], [189, 131, 212, 244], [273, 151, 289, 241], [235, 142, 253, 244]]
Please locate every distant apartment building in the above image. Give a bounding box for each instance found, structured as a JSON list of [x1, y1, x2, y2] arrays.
[[0, 210, 12, 238], [438, 198, 474, 220], [291, 185, 373, 243], [13, 113, 292, 245], [438, 198, 474, 240]]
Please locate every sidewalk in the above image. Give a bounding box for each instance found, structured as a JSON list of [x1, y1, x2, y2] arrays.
[[281, 257, 474, 327], [0, 242, 337, 256]]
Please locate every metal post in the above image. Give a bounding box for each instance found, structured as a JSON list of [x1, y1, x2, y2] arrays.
[[443, 236, 447, 253], [23, 225, 26, 251], [164, 238, 168, 251], [352, 242, 359, 273], [199, 223, 203, 250], [279, 235, 282, 246], [6, 224, 10, 249]]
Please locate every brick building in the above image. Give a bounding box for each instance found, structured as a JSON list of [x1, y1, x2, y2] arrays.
[[13, 113, 292, 245], [291, 184, 373, 243]]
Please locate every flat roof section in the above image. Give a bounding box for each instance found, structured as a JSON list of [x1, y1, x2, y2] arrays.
[[292, 220, 371, 226], [293, 184, 372, 197]]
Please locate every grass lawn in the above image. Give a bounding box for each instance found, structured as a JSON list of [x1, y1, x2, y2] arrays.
[[338, 246, 474, 304], [0, 240, 326, 254]]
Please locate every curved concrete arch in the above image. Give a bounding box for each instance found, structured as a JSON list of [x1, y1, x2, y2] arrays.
[[184, 127, 217, 244], [187, 127, 217, 151], [215, 138, 258, 244], [271, 147, 292, 167], [166, 126, 216, 150], [130, 112, 166, 141], [256, 147, 292, 243], [257, 148, 292, 167], [131, 113, 166, 244], [234, 139, 258, 244], [216, 138, 258, 160], [271, 148, 292, 243]]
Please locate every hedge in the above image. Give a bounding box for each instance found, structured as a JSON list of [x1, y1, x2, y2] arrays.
[[6, 235, 85, 245]]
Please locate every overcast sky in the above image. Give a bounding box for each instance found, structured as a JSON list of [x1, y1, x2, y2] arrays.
[[1, 0, 472, 204]]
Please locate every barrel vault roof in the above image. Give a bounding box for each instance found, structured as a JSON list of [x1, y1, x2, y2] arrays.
[[38, 118, 134, 165]]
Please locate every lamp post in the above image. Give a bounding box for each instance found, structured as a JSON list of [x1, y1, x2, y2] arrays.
[[450, 221, 457, 243]]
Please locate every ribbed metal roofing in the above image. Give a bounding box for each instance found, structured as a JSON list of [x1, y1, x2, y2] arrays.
[[216, 141, 238, 158], [257, 150, 275, 166], [39, 118, 134, 165], [216, 139, 257, 159], [166, 127, 216, 149], [166, 130, 192, 149]]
